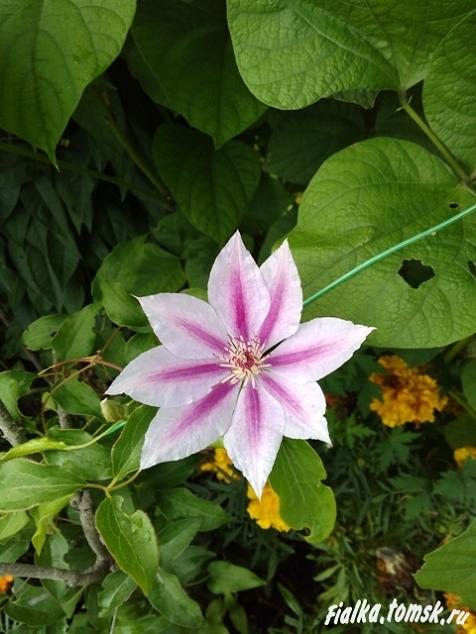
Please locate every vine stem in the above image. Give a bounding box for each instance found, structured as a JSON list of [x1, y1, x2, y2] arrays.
[[0, 403, 26, 447], [399, 95, 469, 184], [39, 354, 123, 376], [0, 561, 108, 587], [303, 202, 476, 307]]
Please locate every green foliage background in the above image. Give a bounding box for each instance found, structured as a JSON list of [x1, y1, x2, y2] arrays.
[[0, 0, 475, 632]]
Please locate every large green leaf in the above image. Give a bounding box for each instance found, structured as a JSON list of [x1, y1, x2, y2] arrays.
[[183, 236, 218, 289], [423, 11, 476, 171], [53, 379, 102, 418], [93, 236, 185, 329], [270, 439, 336, 543], [98, 570, 137, 619], [112, 405, 156, 481], [1, 437, 68, 462], [95, 496, 159, 595], [156, 487, 228, 532], [46, 428, 112, 482], [288, 137, 476, 348], [153, 124, 260, 244], [52, 303, 99, 361], [0, 369, 35, 418], [241, 174, 293, 236], [0, 511, 30, 541], [23, 314, 67, 351], [0, 0, 136, 161], [0, 460, 83, 511], [158, 518, 202, 570], [207, 561, 266, 595], [227, 0, 474, 108], [4, 581, 65, 627], [128, 0, 266, 147], [31, 495, 72, 555], [267, 100, 365, 184], [148, 569, 203, 627], [415, 518, 476, 610]]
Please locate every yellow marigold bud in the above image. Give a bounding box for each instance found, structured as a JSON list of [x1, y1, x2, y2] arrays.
[[199, 448, 239, 483], [246, 483, 290, 532], [454, 446, 476, 469], [369, 355, 447, 427], [0, 575, 13, 593]]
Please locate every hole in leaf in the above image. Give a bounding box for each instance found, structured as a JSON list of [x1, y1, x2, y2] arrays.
[[398, 259, 435, 289], [468, 261, 476, 278], [448, 202, 459, 209]]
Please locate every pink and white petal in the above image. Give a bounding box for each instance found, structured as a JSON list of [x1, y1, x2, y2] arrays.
[[224, 383, 284, 498], [268, 318, 374, 382], [208, 232, 270, 341], [258, 240, 303, 348], [140, 382, 239, 469], [137, 293, 227, 359], [106, 346, 226, 407], [261, 373, 331, 444]]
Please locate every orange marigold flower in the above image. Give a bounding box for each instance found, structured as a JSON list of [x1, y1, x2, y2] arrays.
[[369, 355, 447, 427], [454, 446, 476, 469], [246, 483, 290, 532], [0, 575, 13, 593], [445, 593, 476, 633], [200, 448, 240, 483]]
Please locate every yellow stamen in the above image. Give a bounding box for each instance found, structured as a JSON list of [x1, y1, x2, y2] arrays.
[[220, 335, 270, 386]]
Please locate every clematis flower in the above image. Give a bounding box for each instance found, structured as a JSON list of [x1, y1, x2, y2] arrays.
[[107, 232, 373, 496]]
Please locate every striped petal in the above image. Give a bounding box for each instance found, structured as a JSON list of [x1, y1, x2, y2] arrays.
[[268, 317, 374, 382], [106, 346, 226, 407], [137, 293, 227, 359], [224, 383, 284, 498], [261, 373, 330, 443], [258, 240, 302, 348], [140, 382, 239, 469], [208, 232, 270, 340]]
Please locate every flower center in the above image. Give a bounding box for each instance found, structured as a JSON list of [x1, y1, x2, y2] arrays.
[[220, 336, 270, 387]]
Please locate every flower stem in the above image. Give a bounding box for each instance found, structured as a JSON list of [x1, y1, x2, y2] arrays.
[[399, 95, 469, 184], [303, 202, 476, 307], [0, 561, 108, 586], [107, 470, 141, 493]]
